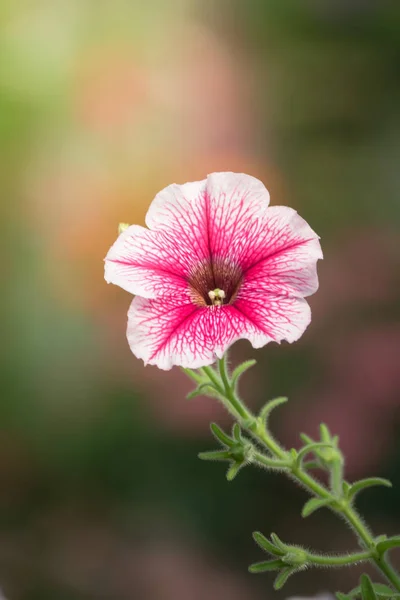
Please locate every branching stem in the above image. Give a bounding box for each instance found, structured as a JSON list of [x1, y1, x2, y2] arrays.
[[194, 356, 400, 590]]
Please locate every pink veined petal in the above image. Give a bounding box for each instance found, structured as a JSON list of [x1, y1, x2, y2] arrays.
[[145, 172, 270, 259], [233, 292, 312, 346], [127, 291, 311, 370], [104, 224, 193, 298], [105, 172, 272, 299], [240, 206, 323, 297], [205, 172, 271, 260]]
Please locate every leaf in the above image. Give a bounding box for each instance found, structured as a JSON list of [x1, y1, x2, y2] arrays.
[[231, 359, 257, 387], [198, 450, 231, 461], [253, 531, 284, 556], [376, 536, 400, 555], [300, 433, 314, 445], [320, 423, 332, 443], [348, 586, 362, 599], [186, 382, 214, 399], [374, 535, 387, 544], [273, 567, 297, 590], [259, 397, 288, 424], [342, 481, 351, 497], [302, 497, 333, 518], [210, 423, 232, 447], [349, 583, 399, 599], [232, 423, 242, 442], [360, 575, 377, 600], [226, 462, 243, 481], [297, 442, 334, 463], [248, 559, 284, 573], [336, 593, 353, 600], [348, 478, 392, 500], [370, 584, 399, 597], [181, 367, 204, 384], [270, 532, 289, 553]]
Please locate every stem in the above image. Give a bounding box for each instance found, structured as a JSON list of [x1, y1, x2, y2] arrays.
[[201, 366, 225, 394], [253, 451, 291, 470], [374, 557, 400, 592], [218, 357, 252, 421], [306, 549, 372, 567], [331, 458, 344, 497], [199, 359, 400, 592]]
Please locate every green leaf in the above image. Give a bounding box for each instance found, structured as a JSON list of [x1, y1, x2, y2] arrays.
[[360, 575, 377, 600], [336, 593, 352, 600], [302, 497, 333, 518], [210, 423, 232, 447], [198, 450, 231, 461], [226, 462, 243, 481], [186, 382, 215, 399], [270, 532, 289, 553], [300, 432, 314, 445], [273, 567, 297, 590], [371, 584, 399, 597], [181, 367, 204, 384], [347, 586, 361, 599], [297, 442, 334, 463], [376, 536, 400, 555], [348, 583, 399, 599], [342, 481, 351, 497], [248, 559, 284, 573], [319, 423, 332, 443], [374, 535, 387, 544], [232, 423, 242, 442], [259, 397, 288, 424], [231, 359, 257, 387], [348, 478, 392, 500], [253, 531, 284, 556]]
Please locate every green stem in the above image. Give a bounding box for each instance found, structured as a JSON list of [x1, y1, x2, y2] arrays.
[[201, 366, 224, 394], [253, 451, 291, 470], [306, 549, 372, 567], [331, 458, 344, 497], [374, 556, 400, 592], [196, 360, 400, 592], [218, 358, 252, 421]]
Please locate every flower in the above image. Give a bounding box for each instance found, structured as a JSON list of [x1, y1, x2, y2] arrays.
[[104, 172, 322, 370]]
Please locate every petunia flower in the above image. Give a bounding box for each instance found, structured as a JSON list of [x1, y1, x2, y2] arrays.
[[104, 172, 322, 370]]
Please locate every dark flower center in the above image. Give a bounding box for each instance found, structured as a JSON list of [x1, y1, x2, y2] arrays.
[[187, 258, 242, 307]]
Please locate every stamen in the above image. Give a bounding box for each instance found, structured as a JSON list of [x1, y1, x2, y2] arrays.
[[188, 258, 242, 307], [208, 288, 226, 306]]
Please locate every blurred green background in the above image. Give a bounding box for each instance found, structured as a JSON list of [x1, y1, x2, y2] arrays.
[[1, 0, 400, 598]]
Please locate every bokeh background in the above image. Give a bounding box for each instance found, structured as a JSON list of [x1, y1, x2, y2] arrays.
[[2, 0, 400, 598]]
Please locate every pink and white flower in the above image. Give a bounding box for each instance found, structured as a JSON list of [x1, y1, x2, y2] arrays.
[[105, 172, 322, 370]]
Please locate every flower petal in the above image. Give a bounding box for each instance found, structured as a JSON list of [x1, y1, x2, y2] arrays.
[[127, 291, 311, 370], [205, 172, 271, 259], [145, 172, 270, 260], [106, 173, 272, 299], [127, 296, 231, 370], [104, 224, 193, 298], [233, 293, 312, 346], [241, 206, 323, 297]]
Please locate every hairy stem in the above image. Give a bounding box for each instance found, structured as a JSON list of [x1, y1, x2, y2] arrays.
[[202, 357, 400, 591], [306, 549, 372, 567]]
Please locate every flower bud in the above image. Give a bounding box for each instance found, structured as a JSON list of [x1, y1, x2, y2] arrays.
[[118, 222, 130, 235]]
